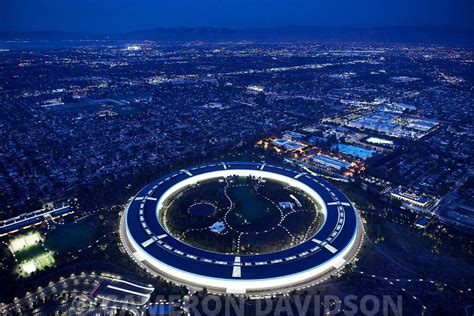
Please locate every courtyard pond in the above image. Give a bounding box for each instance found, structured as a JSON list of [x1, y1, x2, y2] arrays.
[[226, 183, 282, 233], [188, 203, 216, 217]]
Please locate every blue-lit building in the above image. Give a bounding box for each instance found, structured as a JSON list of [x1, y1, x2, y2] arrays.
[[331, 144, 375, 160], [120, 161, 361, 295], [272, 138, 304, 151], [312, 155, 350, 170]]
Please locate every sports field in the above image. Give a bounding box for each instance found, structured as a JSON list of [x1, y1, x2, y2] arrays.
[[18, 252, 55, 276], [8, 231, 42, 253], [8, 231, 56, 277]]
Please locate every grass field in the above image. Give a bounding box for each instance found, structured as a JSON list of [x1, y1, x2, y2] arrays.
[[44, 218, 97, 253], [13, 244, 45, 262], [362, 216, 474, 288], [8, 231, 42, 253]]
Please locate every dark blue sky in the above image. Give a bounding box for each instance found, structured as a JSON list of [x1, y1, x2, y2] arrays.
[[1, 0, 473, 32]]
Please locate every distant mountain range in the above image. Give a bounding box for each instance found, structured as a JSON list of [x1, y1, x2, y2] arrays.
[[1, 26, 472, 46]]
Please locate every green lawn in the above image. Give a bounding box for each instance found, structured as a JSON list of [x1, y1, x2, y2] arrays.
[[44, 218, 97, 253], [366, 218, 474, 287]]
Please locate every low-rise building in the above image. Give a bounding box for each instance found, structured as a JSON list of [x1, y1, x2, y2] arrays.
[[312, 155, 350, 171]]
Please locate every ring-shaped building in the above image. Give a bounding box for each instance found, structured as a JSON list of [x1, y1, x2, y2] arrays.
[[120, 161, 362, 295]]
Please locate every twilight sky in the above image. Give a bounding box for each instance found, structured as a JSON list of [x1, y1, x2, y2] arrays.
[[1, 0, 473, 33]]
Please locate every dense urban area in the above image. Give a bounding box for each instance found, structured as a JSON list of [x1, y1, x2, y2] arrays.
[[0, 40, 473, 315]]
